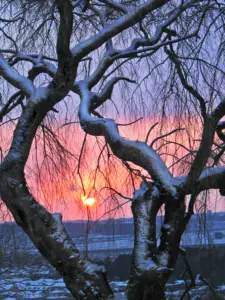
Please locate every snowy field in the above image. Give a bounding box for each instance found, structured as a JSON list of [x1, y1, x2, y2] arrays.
[[1, 215, 225, 299], [0, 266, 225, 299]]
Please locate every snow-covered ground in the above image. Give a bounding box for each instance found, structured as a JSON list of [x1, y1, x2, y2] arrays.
[[0, 266, 73, 299], [0, 266, 225, 299], [1, 215, 225, 298]]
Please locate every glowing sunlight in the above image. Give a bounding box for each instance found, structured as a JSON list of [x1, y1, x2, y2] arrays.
[[81, 195, 96, 207]]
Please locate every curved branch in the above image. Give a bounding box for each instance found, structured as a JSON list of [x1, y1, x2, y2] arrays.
[[78, 81, 177, 196], [150, 128, 185, 148], [79, 0, 194, 90], [174, 166, 225, 196], [0, 53, 34, 96], [72, 0, 170, 58], [91, 76, 136, 110], [117, 117, 143, 127]]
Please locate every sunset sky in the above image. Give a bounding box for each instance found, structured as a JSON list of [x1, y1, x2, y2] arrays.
[[1, 112, 224, 221]]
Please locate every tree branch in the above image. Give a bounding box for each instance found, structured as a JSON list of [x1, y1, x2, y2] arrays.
[[98, 0, 128, 14], [165, 47, 207, 118], [91, 76, 136, 111], [0, 53, 34, 96], [53, 0, 76, 90], [0, 91, 24, 122], [78, 81, 177, 196], [72, 0, 171, 59], [174, 166, 225, 196], [150, 128, 185, 148]]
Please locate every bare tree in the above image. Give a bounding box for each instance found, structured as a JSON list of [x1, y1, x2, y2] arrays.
[[0, 0, 225, 299]]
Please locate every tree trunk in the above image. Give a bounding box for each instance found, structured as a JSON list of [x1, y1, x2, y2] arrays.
[[127, 271, 168, 300], [0, 98, 113, 299], [126, 183, 185, 300], [0, 168, 113, 299]]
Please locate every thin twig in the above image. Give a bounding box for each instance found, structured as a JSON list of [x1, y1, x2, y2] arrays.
[[150, 128, 185, 148], [145, 122, 159, 143], [117, 117, 143, 127]]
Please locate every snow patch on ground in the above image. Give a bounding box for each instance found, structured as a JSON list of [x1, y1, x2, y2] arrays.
[[1, 267, 225, 299]]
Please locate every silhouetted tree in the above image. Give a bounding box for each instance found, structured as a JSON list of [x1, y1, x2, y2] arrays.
[[0, 0, 224, 299]]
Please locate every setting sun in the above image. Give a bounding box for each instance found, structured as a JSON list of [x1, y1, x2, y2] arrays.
[[81, 195, 96, 207]]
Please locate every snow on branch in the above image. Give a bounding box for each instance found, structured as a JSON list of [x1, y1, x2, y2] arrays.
[[85, 51, 116, 89], [78, 81, 177, 196], [173, 166, 225, 196], [71, 0, 170, 59], [72, 0, 195, 63], [0, 53, 34, 96], [9, 54, 57, 76], [196, 166, 225, 196], [112, 0, 194, 57], [75, 0, 196, 91], [7, 53, 58, 83], [132, 185, 158, 271]]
